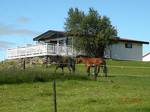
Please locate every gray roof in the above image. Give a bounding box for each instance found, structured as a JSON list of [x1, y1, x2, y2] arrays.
[[33, 30, 149, 44], [33, 30, 65, 41]]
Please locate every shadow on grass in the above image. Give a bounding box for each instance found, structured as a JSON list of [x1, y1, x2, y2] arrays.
[[48, 72, 90, 81]]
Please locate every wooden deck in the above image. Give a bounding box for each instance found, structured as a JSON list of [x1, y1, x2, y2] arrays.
[[7, 44, 76, 59]]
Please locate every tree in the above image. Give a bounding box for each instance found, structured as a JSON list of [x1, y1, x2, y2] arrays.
[[65, 8, 118, 57]]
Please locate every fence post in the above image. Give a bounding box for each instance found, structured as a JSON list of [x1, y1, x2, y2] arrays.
[[53, 80, 57, 112], [22, 58, 26, 70]]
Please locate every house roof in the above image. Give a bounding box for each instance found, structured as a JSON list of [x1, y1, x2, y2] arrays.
[[112, 38, 149, 44], [33, 30, 65, 41], [33, 30, 149, 44], [143, 52, 150, 57]]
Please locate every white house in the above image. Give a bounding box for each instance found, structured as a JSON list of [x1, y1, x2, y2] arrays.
[[7, 30, 149, 61], [143, 52, 150, 61]]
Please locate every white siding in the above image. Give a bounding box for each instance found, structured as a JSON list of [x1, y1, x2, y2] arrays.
[[106, 42, 143, 61], [7, 40, 144, 61]]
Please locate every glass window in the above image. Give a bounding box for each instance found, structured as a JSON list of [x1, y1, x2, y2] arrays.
[[59, 40, 64, 45], [66, 38, 72, 45], [125, 43, 132, 48]]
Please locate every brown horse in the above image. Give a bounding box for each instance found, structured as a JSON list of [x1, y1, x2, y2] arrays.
[[77, 57, 107, 78]]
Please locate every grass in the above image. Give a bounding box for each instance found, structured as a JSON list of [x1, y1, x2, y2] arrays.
[[0, 60, 150, 112], [0, 64, 89, 84]]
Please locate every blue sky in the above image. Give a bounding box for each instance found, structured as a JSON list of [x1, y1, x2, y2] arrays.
[[0, 0, 150, 60]]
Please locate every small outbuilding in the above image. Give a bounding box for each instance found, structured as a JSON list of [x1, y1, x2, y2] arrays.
[[143, 52, 150, 62], [105, 38, 149, 61]]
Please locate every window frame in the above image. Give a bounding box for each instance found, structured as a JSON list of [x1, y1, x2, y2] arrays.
[[125, 43, 132, 48]]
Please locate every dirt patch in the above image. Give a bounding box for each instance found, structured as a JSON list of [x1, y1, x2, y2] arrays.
[[120, 97, 142, 104]]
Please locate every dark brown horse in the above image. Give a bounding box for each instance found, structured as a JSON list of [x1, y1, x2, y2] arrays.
[[77, 57, 107, 78], [55, 56, 75, 73]]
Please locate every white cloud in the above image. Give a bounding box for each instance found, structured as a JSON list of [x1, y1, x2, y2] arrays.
[[17, 16, 30, 24], [0, 41, 15, 50], [0, 23, 39, 36]]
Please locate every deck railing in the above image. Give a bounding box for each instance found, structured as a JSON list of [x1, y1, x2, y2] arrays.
[[6, 43, 76, 59]]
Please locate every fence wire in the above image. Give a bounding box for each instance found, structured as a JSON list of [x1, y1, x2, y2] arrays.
[[106, 65, 150, 69], [79, 64, 150, 69]]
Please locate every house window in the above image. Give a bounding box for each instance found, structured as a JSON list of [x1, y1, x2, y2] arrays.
[[125, 43, 132, 48], [59, 40, 64, 45], [66, 38, 72, 45]]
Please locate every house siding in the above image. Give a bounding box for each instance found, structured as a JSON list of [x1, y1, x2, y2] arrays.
[[32, 30, 149, 61], [106, 42, 143, 61]]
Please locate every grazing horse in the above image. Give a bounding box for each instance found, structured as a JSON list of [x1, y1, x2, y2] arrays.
[[55, 56, 75, 73], [77, 57, 107, 78]]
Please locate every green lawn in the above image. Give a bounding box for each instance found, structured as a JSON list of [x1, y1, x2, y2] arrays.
[[0, 60, 150, 112]]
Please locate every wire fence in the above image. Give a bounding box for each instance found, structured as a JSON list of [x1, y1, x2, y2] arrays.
[[106, 65, 150, 69], [79, 64, 150, 69]]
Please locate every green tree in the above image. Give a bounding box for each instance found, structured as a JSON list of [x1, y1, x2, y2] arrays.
[[65, 8, 118, 57]]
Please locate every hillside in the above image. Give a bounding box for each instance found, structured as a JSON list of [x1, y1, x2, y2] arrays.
[[0, 60, 150, 112]]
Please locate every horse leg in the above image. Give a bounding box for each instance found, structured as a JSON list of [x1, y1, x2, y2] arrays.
[[55, 65, 59, 73], [103, 65, 107, 77], [67, 66, 72, 74], [93, 65, 98, 80], [72, 63, 76, 73], [68, 60, 75, 74], [61, 66, 64, 74], [97, 65, 100, 76], [87, 66, 90, 76], [103, 62, 108, 77]]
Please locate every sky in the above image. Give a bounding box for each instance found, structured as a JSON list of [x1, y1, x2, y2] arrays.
[[0, 0, 150, 60]]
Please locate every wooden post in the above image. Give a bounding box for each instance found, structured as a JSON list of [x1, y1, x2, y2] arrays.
[[53, 80, 57, 112], [44, 56, 48, 68], [22, 58, 25, 70], [46, 56, 48, 68]]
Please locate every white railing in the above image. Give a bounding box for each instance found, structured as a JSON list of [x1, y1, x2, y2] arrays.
[[6, 44, 77, 59]]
